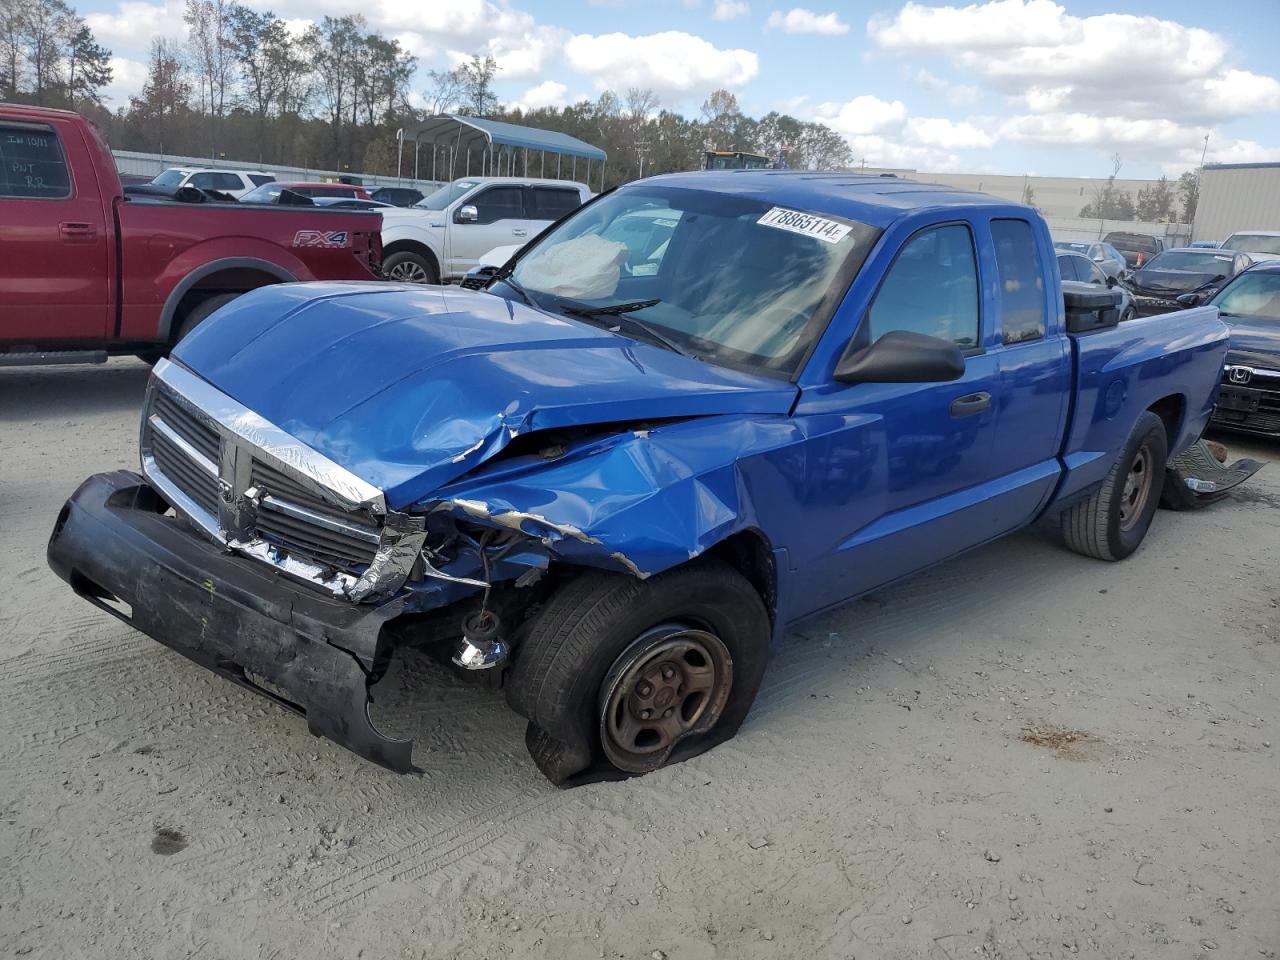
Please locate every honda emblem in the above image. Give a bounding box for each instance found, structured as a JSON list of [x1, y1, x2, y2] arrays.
[[1227, 366, 1252, 385]]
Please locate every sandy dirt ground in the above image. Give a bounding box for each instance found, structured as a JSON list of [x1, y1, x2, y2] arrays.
[[1, 358, 1278, 960]]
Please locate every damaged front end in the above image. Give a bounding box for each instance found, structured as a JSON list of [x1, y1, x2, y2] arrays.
[[48, 354, 786, 773]]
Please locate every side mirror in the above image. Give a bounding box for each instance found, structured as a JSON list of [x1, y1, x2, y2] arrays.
[[834, 330, 965, 384], [456, 204, 479, 224], [1175, 292, 1202, 307], [1106, 275, 1117, 288]]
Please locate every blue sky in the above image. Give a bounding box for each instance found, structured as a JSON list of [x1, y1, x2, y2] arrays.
[[79, 0, 1280, 178]]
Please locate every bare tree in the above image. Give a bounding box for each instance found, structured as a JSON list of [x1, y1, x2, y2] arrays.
[[423, 65, 464, 115], [184, 0, 234, 155]]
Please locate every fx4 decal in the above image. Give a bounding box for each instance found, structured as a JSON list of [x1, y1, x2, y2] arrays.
[[293, 230, 350, 248]]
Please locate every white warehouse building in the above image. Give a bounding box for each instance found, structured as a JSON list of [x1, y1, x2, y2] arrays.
[[1193, 162, 1280, 243]]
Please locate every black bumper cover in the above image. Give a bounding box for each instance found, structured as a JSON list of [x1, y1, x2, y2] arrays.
[[46, 471, 417, 772]]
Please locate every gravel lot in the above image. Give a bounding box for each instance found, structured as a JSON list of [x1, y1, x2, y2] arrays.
[[2, 358, 1278, 960]]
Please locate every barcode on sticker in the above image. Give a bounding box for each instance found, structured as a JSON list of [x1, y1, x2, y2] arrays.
[[757, 207, 852, 244]]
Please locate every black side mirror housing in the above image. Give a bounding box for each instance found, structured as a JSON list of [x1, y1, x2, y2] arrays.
[[1106, 275, 1117, 288], [461, 264, 500, 290], [1175, 292, 1202, 307], [834, 330, 965, 384]]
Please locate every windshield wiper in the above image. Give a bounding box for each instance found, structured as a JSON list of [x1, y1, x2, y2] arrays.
[[559, 300, 694, 358], [562, 298, 661, 318], [494, 273, 538, 309]]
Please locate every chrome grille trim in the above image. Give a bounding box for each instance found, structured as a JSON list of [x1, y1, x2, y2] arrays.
[[138, 358, 422, 601]]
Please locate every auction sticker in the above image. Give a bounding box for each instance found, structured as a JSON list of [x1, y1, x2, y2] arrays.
[[757, 207, 852, 244]]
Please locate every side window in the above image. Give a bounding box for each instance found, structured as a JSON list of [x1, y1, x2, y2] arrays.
[[867, 223, 980, 349], [991, 219, 1047, 345], [0, 122, 72, 199], [1084, 260, 1107, 284], [468, 186, 525, 224], [1056, 254, 1079, 281], [249, 174, 274, 186], [187, 172, 214, 189], [212, 172, 243, 191], [529, 187, 582, 220]]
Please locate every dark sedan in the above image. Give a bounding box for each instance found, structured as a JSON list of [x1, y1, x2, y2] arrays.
[[1121, 248, 1253, 317], [1205, 261, 1280, 437]]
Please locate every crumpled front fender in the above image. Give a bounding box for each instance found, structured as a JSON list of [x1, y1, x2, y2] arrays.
[[428, 414, 804, 580]]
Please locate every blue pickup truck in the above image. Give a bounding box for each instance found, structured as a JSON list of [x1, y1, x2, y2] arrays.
[[47, 172, 1231, 785]]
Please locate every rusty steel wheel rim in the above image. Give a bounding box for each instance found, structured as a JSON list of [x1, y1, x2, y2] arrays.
[[600, 625, 733, 773], [1119, 444, 1153, 532]]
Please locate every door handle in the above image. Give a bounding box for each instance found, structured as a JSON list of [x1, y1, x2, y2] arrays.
[[949, 391, 991, 417], [512, 228, 528, 237], [59, 222, 95, 240]]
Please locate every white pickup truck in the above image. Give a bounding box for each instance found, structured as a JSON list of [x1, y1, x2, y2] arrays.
[[380, 176, 591, 284]]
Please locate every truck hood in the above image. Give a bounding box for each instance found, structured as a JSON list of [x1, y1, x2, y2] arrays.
[[174, 282, 797, 509]]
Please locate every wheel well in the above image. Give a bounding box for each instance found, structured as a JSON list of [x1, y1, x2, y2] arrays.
[[171, 268, 282, 337], [1147, 394, 1185, 450], [382, 240, 440, 274], [706, 530, 777, 621]]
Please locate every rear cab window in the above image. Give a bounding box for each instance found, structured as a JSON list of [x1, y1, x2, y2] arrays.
[[529, 187, 582, 220], [0, 121, 72, 198], [991, 219, 1047, 344]]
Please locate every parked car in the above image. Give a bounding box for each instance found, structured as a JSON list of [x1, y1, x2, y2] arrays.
[[240, 181, 371, 203], [151, 166, 274, 199], [379, 176, 591, 284], [1219, 231, 1280, 262], [370, 186, 426, 207], [1120, 247, 1252, 317], [1196, 260, 1280, 437], [0, 105, 382, 366], [47, 171, 1230, 785], [1053, 240, 1125, 279], [1103, 231, 1166, 268], [310, 197, 394, 211], [1189, 240, 1222, 249], [1056, 251, 1133, 319]]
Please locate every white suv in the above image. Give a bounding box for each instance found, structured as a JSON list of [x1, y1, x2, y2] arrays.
[[150, 167, 275, 199], [379, 176, 591, 284]]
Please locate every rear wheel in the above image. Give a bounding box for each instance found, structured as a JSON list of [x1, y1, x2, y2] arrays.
[[1061, 411, 1167, 560], [383, 251, 439, 285], [174, 292, 240, 345], [507, 559, 770, 785]]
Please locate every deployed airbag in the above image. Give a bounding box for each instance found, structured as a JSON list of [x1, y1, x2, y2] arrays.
[[519, 235, 629, 299]]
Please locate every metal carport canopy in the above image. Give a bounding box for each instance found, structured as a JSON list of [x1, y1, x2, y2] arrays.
[[398, 115, 607, 188]]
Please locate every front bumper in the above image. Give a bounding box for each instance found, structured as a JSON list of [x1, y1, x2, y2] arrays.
[[1210, 383, 1280, 437], [46, 471, 421, 772], [1127, 293, 1183, 316]]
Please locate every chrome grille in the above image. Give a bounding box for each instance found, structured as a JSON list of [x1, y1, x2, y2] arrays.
[[142, 379, 383, 575]]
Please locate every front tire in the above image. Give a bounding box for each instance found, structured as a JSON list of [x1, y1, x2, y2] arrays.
[[382, 251, 439, 285], [1061, 411, 1167, 561], [507, 560, 770, 785]]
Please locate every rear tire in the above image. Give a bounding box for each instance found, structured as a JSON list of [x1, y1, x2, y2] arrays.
[[1061, 411, 1167, 561], [173, 292, 240, 345], [507, 559, 771, 786], [383, 251, 439, 285]]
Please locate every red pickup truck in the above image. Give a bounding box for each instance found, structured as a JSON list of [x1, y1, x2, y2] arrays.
[[1, 104, 382, 365]]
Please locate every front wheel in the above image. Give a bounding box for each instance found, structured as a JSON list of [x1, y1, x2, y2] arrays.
[[382, 251, 439, 285], [507, 560, 771, 785], [1060, 411, 1167, 561]]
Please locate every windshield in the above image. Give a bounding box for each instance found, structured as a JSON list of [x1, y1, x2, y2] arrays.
[[1222, 234, 1280, 255], [1212, 272, 1280, 321], [507, 186, 879, 375], [240, 183, 285, 203], [1145, 251, 1237, 273], [152, 169, 187, 187], [415, 180, 478, 210]]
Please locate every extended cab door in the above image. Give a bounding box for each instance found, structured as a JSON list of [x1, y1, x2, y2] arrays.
[[790, 221, 1002, 614], [0, 116, 110, 343], [446, 184, 528, 276]]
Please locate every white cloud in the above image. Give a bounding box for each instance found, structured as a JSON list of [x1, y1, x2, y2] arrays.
[[85, 0, 187, 54], [511, 80, 570, 111], [909, 67, 980, 107], [868, 0, 1280, 126], [712, 0, 749, 21], [765, 8, 849, 35], [100, 56, 149, 109], [564, 31, 758, 98], [906, 116, 994, 150], [812, 94, 907, 136]]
